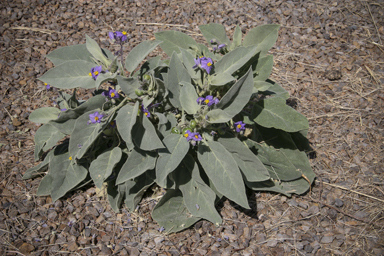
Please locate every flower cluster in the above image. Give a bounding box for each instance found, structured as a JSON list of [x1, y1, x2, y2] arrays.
[[183, 129, 202, 145], [89, 66, 102, 80], [197, 95, 219, 106], [89, 112, 103, 124], [109, 31, 128, 42], [193, 56, 213, 74], [102, 87, 119, 99]]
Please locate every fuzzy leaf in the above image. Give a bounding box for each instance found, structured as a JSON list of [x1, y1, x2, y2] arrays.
[[230, 25, 242, 51], [117, 76, 141, 99], [243, 24, 280, 56], [36, 174, 53, 196], [124, 170, 155, 212], [151, 189, 201, 233], [132, 114, 164, 151], [47, 44, 94, 66], [23, 150, 54, 180], [209, 73, 235, 86], [252, 96, 309, 132], [39, 60, 98, 89], [155, 30, 198, 57], [95, 72, 117, 90], [253, 55, 273, 81], [85, 34, 111, 67], [179, 81, 200, 115], [253, 81, 273, 93], [156, 134, 190, 188], [89, 147, 122, 189], [34, 123, 66, 160], [214, 45, 258, 75], [197, 141, 249, 209], [199, 23, 230, 46], [116, 147, 157, 185], [29, 107, 62, 124], [116, 102, 139, 146], [107, 181, 125, 213], [125, 40, 162, 73], [49, 153, 88, 201], [180, 48, 200, 80]]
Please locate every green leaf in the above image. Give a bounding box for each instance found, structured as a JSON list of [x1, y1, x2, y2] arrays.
[[230, 25, 242, 51], [207, 69, 253, 123], [156, 134, 190, 188], [89, 147, 122, 189], [23, 150, 54, 180], [124, 170, 155, 212], [117, 76, 141, 99], [252, 97, 309, 132], [132, 114, 164, 151], [34, 123, 66, 160], [155, 30, 198, 57], [209, 73, 235, 86], [158, 113, 178, 138], [151, 189, 201, 233], [36, 174, 53, 196], [180, 48, 200, 80], [39, 60, 98, 89], [116, 102, 139, 146], [125, 40, 162, 73], [218, 137, 269, 182], [243, 24, 280, 56], [214, 45, 258, 75], [199, 23, 230, 46], [69, 110, 107, 160], [167, 52, 191, 109], [179, 81, 200, 115], [253, 55, 273, 81], [253, 81, 273, 93], [29, 107, 61, 124], [95, 72, 117, 90], [197, 141, 249, 209], [49, 153, 88, 201], [85, 34, 111, 67], [116, 147, 157, 185], [107, 181, 125, 213], [260, 80, 289, 99], [174, 154, 222, 225], [47, 44, 94, 66]]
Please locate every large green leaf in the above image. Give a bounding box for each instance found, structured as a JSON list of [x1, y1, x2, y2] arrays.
[[197, 141, 249, 209], [107, 181, 126, 213], [179, 81, 200, 115], [199, 23, 230, 46], [230, 25, 242, 51], [253, 55, 273, 81], [260, 80, 289, 99], [49, 153, 88, 201], [115, 147, 157, 185], [95, 72, 117, 90], [209, 73, 235, 86], [36, 174, 53, 196], [85, 34, 111, 67], [124, 170, 155, 212], [253, 81, 273, 93], [252, 97, 309, 132], [125, 40, 162, 73], [243, 24, 280, 56], [156, 134, 190, 188], [207, 69, 253, 123], [214, 45, 258, 75], [151, 189, 201, 233], [117, 76, 141, 99], [174, 154, 222, 225], [166, 52, 191, 109], [69, 110, 106, 160], [180, 48, 200, 80], [34, 123, 66, 160], [29, 107, 61, 124], [116, 102, 139, 146], [155, 30, 198, 57], [39, 60, 98, 89], [46, 44, 94, 66], [218, 137, 269, 182], [23, 150, 54, 180], [89, 147, 122, 189], [131, 114, 164, 151]]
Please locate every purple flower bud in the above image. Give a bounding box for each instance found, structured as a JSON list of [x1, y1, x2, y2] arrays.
[[159, 227, 165, 232], [218, 43, 226, 49]]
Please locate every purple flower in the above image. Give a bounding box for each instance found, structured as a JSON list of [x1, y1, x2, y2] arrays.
[[89, 112, 103, 124], [197, 95, 219, 106], [183, 129, 193, 141], [218, 43, 226, 49], [103, 87, 119, 99], [109, 120, 116, 128], [109, 31, 128, 42], [158, 227, 165, 232], [45, 83, 51, 90], [191, 132, 202, 142], [234, 121, 246, 133], [141, 105, 151, 118], [89, 66, 102, 80], [60, 108, 67, 111], [197, 97, 204, 104], [193, 56, 213, 74]]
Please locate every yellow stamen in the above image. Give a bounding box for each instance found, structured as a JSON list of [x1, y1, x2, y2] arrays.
[[94, 71, 99, 75], [207, 62, 212, 66], [195, 135, 199, 139], [122, 31, 127, 35], [145, 112, 148, 116], [69, 156, 73, 160], [44, 82, 47, 85], [237, 124, 241, 128], [204, 99, 209, 104], [95, 116, 99, 121], [89, 72, 92, 76], [199, 56, 203, 58], [184, 133, 189, 138], [111, 93, 115, 97]]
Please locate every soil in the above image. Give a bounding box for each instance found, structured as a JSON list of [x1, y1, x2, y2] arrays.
[[1, 0, 383, 255]]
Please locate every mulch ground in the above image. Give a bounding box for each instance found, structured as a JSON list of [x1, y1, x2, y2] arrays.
[[0, 0, 383, 255]]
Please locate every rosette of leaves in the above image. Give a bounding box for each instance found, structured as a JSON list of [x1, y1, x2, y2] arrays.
[[25, 23, 315, 233]]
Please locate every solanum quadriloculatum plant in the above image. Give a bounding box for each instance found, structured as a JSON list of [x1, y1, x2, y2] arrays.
[[25, 23, 315, 233]]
